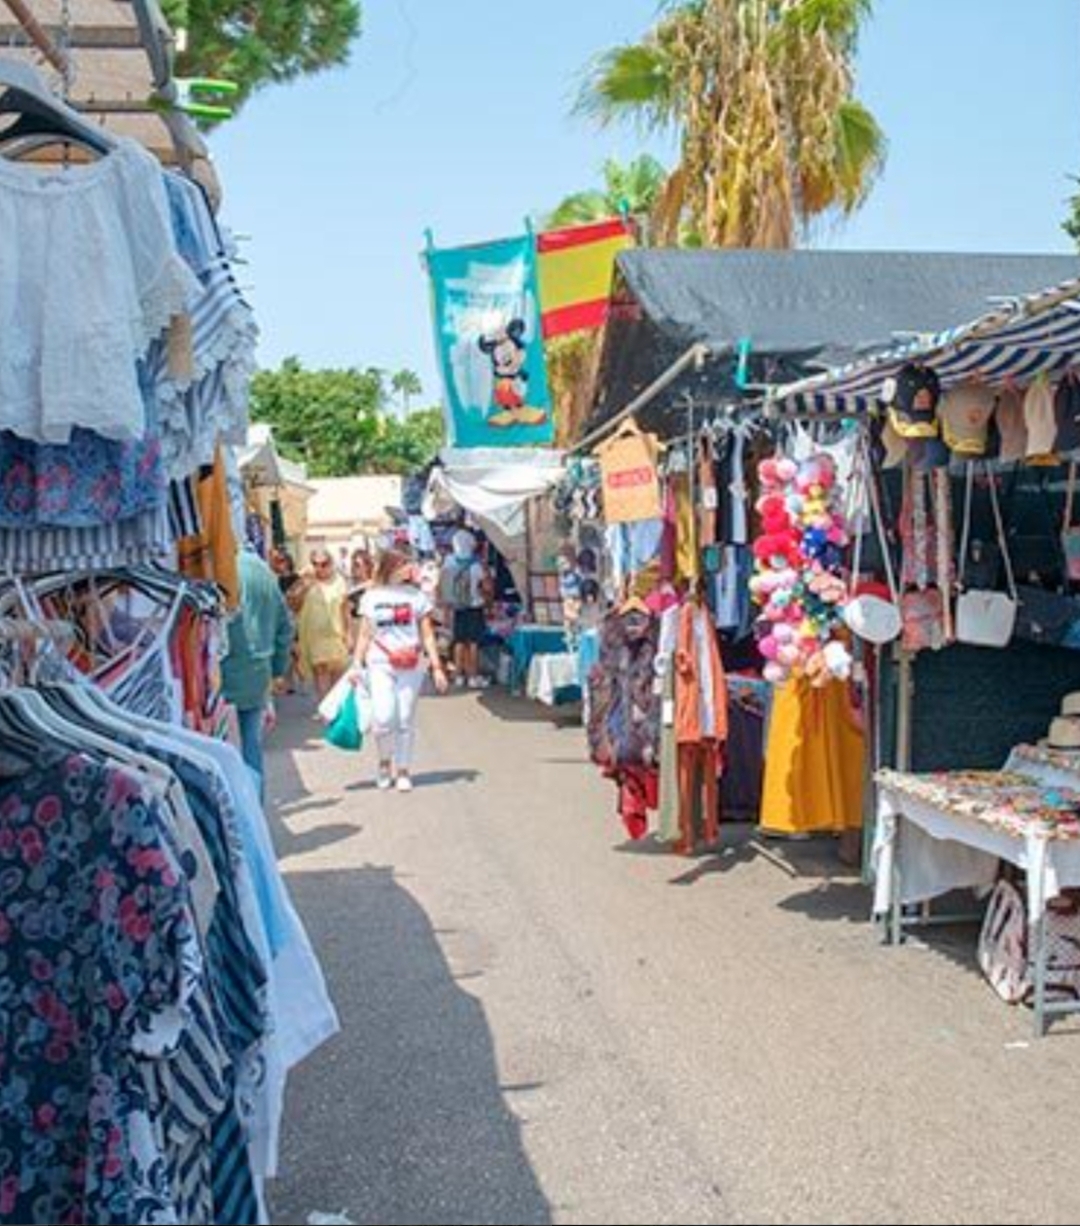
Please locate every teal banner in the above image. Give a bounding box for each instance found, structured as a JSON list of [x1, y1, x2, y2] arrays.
[[426, 234, 554, 448]]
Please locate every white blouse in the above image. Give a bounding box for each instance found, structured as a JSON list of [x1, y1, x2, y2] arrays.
[[0, 138, 198, 444]]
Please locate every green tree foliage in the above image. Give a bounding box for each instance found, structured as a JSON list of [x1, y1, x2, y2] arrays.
[[546, 155, 668, 229], [1065, 177, 1080, 251], [250, 358, 444, 477], [160, 1, 362, 111], [390, 369, 424, 416]]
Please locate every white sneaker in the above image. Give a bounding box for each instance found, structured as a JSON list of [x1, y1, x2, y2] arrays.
[[396, 773, 414, 793], [468, 675, 489, 690], [454, 675, 467, 690], [377, 765, 394, 791]]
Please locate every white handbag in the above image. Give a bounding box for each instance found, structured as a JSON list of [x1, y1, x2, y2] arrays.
[[955, 461, 1017, 649], [843, 436, 902, 645]]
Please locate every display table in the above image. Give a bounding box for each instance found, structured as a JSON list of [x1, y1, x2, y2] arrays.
[[873, 764, 1080, 1036], [507, 625, 568, 692], [526, 652, 582, 706]]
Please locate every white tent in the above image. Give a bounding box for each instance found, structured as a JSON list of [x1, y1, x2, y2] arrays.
[[424, 448, 565, 597]]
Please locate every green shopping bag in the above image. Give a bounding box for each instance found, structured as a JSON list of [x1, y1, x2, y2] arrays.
[[324, 685, 363, 751]]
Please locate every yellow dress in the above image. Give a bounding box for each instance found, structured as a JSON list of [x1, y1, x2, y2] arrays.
[[297, 574, 349, 675], [760, 677, 866, 833]]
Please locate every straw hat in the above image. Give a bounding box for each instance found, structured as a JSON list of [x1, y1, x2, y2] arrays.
[[1061, 693, 1080, 718], [1046, 716, 1080, 750]]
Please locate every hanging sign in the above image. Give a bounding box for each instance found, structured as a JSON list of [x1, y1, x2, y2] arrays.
[[425, 233, 554, 448]]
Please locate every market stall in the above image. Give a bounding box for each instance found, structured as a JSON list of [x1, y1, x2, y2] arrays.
[[766, 272, 1080, 1033]]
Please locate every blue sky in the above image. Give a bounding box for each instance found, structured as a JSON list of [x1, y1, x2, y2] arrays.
[[210, 0, 1079, 398]]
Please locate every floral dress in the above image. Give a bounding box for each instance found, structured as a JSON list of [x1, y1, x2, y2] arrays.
[[0, 753, 197, 1225]]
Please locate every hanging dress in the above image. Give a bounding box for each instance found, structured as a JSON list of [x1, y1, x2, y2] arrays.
[[759, 676, 866, 834]]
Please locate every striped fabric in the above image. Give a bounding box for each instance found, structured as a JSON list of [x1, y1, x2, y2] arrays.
[[0, 504, 172, 573], [169, 476, 204, 542], [770, 277, 1080, 416]]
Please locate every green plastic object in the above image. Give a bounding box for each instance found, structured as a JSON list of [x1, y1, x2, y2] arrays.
[[169, 77, 240, 120], [324, 687, 363, 751]]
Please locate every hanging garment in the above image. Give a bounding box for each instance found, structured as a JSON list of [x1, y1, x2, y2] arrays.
[[698, 435, 719, 549], [596, 421, 663, 523], [672, 601, 727, 849], [0, 139, 198, 447], [759, 677, 866, 834], [0, 750, 212, 1225], [721, 677, 770, 820], [587, 608, 661, 769], [656, 659, 681, 843], [672, 472, 699, 583], [674, 600, 728, 745], [177, 446, 240, 609]]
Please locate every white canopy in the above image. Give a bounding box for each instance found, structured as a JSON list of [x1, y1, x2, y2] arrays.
[[424, 448, 565, 596]]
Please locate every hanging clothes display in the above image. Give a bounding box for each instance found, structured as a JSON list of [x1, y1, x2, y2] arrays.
[[0, 678, 338, 1225], [0, 142, 254, 575], [0, 68, 328, 1226]]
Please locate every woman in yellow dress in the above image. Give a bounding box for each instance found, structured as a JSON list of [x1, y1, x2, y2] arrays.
[[297, 547, 351, 699]]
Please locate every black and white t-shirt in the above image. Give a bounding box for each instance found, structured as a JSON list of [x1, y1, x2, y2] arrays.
[[361, 585, 433, 667]]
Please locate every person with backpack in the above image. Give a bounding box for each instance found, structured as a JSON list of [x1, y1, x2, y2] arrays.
[[441, 528, 490, 689], [353, 548, 448, 792]]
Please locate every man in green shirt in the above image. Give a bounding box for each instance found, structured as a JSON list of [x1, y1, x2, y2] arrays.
[[222, 548, 295, 798]]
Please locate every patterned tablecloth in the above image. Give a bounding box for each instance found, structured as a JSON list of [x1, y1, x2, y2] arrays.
[[875, 768, 1080, 842]]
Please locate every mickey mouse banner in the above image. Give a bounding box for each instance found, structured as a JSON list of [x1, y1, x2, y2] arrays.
[[425, 233, 555, 448]]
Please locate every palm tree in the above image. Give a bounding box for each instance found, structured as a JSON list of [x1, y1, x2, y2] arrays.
[[547, 154, 668, 230], [577, 0, 885, 248], [390, 369, 423, 417]]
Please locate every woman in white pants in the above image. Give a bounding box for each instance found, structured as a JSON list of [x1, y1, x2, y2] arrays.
[[353, 549, 448, 791]]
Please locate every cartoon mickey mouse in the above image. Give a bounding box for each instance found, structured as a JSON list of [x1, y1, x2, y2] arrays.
[[478, 318, 547, 427]]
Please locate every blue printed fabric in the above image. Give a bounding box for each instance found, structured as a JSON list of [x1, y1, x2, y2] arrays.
[[0, 753, 194, 1226]]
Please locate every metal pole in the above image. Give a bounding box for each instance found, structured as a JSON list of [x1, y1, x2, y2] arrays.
[[570, 342, 709, 456]]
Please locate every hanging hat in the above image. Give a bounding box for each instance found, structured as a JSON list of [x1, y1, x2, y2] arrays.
[[940, 382, 996, 457], [1054, 372, 1080, 455], [1046, 716, 1080, 751], [1025, 375, 1058, 461], [1061, 692, 1080, 718], [993, 387, 1028, 463], [888, 363, 941, 440], [908, 436, 951, 472]]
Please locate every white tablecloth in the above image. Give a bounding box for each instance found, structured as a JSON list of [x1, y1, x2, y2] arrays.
[[526, 652, 580, 706]]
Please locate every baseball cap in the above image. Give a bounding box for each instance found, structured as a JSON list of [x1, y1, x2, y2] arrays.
[[940, 382, 996, 457], [887, 363, 941, 440]]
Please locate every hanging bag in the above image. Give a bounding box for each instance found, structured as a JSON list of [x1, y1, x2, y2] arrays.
[[1061, 462, 1080, 583], [324, 685, 364, 751], [843, 436, 902, 644], [955, 462, 1018, 648], [900, 468, 947, 652]]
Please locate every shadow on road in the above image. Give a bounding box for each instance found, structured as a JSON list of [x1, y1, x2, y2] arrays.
[[270, 862, 553, 1226], [478, 688, 581, 729]]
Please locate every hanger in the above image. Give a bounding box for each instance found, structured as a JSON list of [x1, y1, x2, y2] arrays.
[[619, 593, 650, 616], [0, 58, 116, 158]]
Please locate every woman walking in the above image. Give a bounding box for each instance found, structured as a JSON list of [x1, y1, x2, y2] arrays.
[[353, 549, 448, 792], [297, 546, 351, 699]]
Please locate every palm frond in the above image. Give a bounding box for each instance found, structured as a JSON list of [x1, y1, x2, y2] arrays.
[[546, 190, 613, 229], [574, 44, 678, 132], [833, 97, 886, 211]]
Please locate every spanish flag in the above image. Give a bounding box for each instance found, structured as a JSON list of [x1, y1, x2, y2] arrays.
[[536, 216, 635, 339]]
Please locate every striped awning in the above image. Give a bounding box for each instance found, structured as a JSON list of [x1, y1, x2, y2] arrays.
[[767, 276, 1080, 416]]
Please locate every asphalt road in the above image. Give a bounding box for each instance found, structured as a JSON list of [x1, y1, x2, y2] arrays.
[[265, 687, 1080, 1226]]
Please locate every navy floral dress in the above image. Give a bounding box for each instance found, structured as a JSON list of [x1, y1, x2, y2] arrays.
[[0, 752, 194, 1225]]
